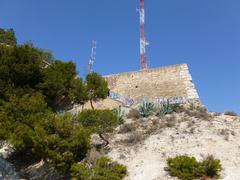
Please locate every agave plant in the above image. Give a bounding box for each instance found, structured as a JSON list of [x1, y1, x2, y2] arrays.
[[157, 100, 174, 117], [139, 101, 154, 117], [113, 106, 125, 124]]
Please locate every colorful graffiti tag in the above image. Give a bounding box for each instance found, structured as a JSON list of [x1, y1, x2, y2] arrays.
[[137, 96, 194, 107], [109, 92, 134, 107], [154, 96, 193, 105]]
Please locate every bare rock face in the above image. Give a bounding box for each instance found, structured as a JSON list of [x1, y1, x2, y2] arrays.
[[0, 142, 14, 159], [108, 112, 240, 180], [0, 158, 19, 180], [0, 142, 19, 180], [0, 142, 60, 180], [19, 160, 60, 180]]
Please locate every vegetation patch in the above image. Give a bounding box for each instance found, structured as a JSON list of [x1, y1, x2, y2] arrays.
[[119, 132, 143, 146], [224, 111, 238, 116], [184, 105, 212, 120], [166, 155, 222, 180], [0, 28, 126, 179], [77, 109, 118, 147], [138, 101, 154, 117], [118, 123, 137, 134], [71, 157, 127, 180], [113, 106, 125, 124]]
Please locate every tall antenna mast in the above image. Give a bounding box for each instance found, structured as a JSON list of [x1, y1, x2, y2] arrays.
[[139, 0, 149, 70], [88, 40, 97, 73]]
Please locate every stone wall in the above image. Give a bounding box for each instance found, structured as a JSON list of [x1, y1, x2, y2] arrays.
[[104, 64, 200, 106]]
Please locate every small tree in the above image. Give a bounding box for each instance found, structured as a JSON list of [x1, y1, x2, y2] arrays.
[[77, 109, 118, 147], [0, 28, 17, 46], [33, 113, 91, 174], [86, 72, 109, 110], [39, 61, 86, 111], [70, 78, 88, 106], [0, 93, 49, 146]]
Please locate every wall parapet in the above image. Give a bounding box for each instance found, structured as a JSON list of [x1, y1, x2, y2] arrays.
[[104, 64, 200, 107]]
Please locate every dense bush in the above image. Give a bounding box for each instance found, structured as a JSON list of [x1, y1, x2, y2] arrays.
[[38, 60, 88, 111], [0, 44, 87, 112], [77, 109, 118, 146], [0, 93, 50, 146], [167, 156, 201, 180], [0, 28, 17, 45], [33, 114, 91, 174], [0, 93, 91, 174], [0, 44, 43, 101], [166, 155, 222, 180], [71, 157, 127, 180], [71, 163, 91, 180], [86, 72, 109, 110], [0, 30, 122, 177], [200, 155, 222, 178], [224, 111, 238, 116]]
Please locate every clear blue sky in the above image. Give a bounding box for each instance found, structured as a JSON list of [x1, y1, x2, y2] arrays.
[[0, 0, 239, 113]]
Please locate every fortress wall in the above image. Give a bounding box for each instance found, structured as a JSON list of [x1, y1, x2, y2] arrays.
[[104, 64, 200, 106]]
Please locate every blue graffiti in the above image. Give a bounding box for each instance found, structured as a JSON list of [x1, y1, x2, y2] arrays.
[[110, 92, 134, 107]]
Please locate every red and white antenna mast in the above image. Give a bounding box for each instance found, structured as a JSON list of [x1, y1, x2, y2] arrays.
[[139, 0, 149, 70]]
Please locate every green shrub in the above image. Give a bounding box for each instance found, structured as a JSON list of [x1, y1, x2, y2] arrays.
[[33, 113, 91, 174], [200, 155, 222, 178], [224, 111, 238, 116], [0, 93, 50, 147], [86, 72, 109, 110], [71, 163, 91, 180], [139, 101, 154, 117], [71, 157, 127, 180], [0, 94, 91, 174], [156, 100, 174, 116], [167, 155, 201, 180], [93, 157, 127, 180], [77, 109, 118, 146], [113, 106, 125, 124], [0, 28, 17, 46], [166, 155, 222, 180]]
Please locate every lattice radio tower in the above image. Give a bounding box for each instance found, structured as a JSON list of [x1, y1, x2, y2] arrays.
[[88, 40, 97, 73], [139, 0, 149, 70]]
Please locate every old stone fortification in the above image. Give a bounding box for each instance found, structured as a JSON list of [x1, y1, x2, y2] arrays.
[[104, 64, 200, 107]]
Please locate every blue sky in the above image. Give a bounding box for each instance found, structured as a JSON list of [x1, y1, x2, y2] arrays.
[[0, 0, 239, 113]]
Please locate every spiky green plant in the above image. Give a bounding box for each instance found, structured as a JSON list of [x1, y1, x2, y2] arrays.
[[139, 101, 154, 117], [113, 106, 125, 124], [157, 100, 174, 117]]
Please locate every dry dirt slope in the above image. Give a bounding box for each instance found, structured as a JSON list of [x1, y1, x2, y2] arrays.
[[108, 113, 240, 180]]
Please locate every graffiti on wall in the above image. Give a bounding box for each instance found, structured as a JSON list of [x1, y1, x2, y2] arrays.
[[110, 91, 194, 107], [110, 92, 134, 107], [137, 96, 194, 106], [154, 96, 193, 105]]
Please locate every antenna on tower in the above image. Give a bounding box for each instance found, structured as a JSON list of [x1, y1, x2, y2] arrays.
[[138, 0, 149, 70], [88, 40, 97, 73]]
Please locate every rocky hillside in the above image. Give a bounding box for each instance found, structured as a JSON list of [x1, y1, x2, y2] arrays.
[[108, 107, 240, 180], [1, 105, 240, 180]]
